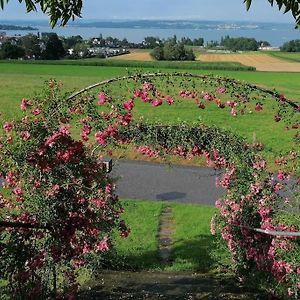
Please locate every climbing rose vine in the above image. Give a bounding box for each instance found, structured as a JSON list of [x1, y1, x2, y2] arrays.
[[0, 73, 299, 298]]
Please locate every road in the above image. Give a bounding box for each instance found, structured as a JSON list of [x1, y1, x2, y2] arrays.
[[0, 160, 224, 206], [112, 160, 224, 206]]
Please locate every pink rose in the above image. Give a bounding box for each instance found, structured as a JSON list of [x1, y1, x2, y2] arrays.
[[3, 122, 13, 133]]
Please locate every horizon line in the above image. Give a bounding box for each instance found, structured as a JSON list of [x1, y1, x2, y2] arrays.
[[0, 18, 293, 25]]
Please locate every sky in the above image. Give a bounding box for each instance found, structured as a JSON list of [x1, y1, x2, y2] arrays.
[[0, 0, 294, 23]]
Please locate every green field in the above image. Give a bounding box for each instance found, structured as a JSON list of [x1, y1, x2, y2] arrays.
[[112, 200, 163, 270], [268, 51, 300, 63]]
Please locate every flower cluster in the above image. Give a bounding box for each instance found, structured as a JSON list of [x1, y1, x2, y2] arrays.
[[133, 82, 174, 107]]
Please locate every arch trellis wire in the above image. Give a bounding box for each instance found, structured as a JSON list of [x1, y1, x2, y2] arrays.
[[67, 71, 299, 110], [65, 71, 299, 238], [0, 72, 298, 233]]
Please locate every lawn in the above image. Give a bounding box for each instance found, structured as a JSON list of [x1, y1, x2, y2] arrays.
[[0, 62, 299, 167], [168, 203, 220, 272], [112, 199, 163, 270], [112, 199, 220, 272]]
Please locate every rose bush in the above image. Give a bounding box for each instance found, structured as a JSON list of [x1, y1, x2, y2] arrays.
[[78, 72, 299, 299], [0, 73, 299, 298], [0, 80, 129, 298]]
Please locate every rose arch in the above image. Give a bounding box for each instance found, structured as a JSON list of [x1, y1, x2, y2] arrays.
[[0, 72, 299, 299]]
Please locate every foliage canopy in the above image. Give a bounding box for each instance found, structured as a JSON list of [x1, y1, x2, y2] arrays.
[[244, 0, 300, 26], [0, 0, 82, 27]]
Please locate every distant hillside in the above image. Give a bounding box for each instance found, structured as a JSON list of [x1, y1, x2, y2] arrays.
[[0, 24, 37, 31], [71, 19, 288, 30]]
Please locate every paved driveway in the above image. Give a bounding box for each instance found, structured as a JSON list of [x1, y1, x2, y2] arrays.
[[0, 160, 224, 206], [113, 160, 224, 206]]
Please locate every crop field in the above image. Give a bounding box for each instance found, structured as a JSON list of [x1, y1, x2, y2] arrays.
[[0, 58, 254, 71], [0, 62, 299, 168], [198, 53, 300, 72], [111, 49, 154, 61]]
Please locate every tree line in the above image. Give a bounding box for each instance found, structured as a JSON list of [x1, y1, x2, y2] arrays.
[[281, 39, 300, 52], [1, 31, 300, 61], [0, 33, 204, 60], [0, 33, 66, 59]]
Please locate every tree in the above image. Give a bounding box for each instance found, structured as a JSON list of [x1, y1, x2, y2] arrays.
[[0, 42, 25, 59], [151, 46, 164, 60], [144, 36, 162, 49], [20, 34, 41, 59], [63, 35, 83, 49], [281, 39, 300, 51], [73, 42, 89, 57], [221, 36, 259, 51], [206, 40, 220, 49], [163, 42, 176, 60], [150, 41, 195, 61], [258, 40, 271, 47], [193, 38, 204, 46], [41, 33, 66, 59], [244, 0, 300, 26]]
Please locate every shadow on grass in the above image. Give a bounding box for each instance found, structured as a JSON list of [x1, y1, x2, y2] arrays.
[[169, 234, 219, 272]]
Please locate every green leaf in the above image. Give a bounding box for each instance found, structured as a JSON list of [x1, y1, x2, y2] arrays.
[[244, 0, 252, 11], [0, 0, 10, 10]]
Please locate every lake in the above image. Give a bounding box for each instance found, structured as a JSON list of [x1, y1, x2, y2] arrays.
[[4, 20, 300, 47]]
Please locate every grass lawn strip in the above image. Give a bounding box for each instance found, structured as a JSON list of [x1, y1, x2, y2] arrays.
[[113, 200, 221, 272], [167, 203, 220, 272], [112, 199, 163, 270]]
